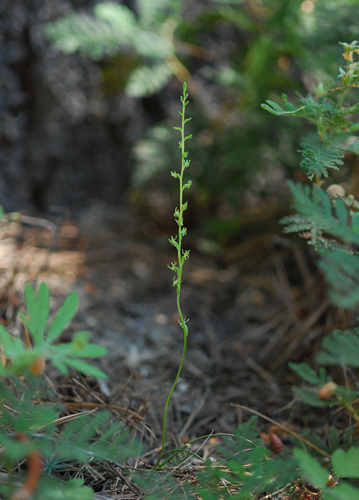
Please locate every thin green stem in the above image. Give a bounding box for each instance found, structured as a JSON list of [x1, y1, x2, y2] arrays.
[[154, 83, 192, 470], [154, 328, 187, 470]]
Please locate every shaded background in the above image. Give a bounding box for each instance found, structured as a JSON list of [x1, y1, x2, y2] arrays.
[[2, 0, 359, 226]]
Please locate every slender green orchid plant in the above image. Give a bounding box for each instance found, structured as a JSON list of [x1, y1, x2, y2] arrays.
[[155, 82, 192, 469]]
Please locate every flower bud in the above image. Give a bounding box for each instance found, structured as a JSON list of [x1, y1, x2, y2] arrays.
[[319, 382, 337, 399]]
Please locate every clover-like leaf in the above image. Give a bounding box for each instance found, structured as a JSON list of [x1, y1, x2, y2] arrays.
[[332, 447, 359, 478]]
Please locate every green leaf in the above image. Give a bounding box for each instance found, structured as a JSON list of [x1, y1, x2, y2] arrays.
[[261, 98, 305, 116], [51, 359, 68, 374], [37, 477, 95, 500], [71, 331, 108, 357], [328, 427, 340, 448], [23, 282, 50, 344], [322, 482, 359, 500], [10, 349, 44, 375], [0, 324, 24, 358], [292, 387, 329, 407], [332, 447, 359, 478], [72, 342, 108, 358], [293, 448, 329, 489], [63, 358, 107, 379], [47, 292, 79, 342], [289, 362, 320, 384], [54, 331, 107, 357], [72, 330, 90, 350], [317, 328, 359, 367]]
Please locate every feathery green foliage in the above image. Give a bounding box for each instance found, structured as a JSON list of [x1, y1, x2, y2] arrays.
[[259, 40, 359, 500], [268, 41, 359, 310], [0, 281, 140, 499], [45, 1, 182, 97], [299, 140, 343, 179], [197, 417, 299, 499]]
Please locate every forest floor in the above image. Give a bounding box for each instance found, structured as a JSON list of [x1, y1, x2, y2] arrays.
[[0, 199, 348, 498]]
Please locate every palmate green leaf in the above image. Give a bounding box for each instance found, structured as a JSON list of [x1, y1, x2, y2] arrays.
[[61, 358, 107, 378], [22, 282, 50, 344], [316, 328, 359, 367], [47, 292, 79, 342], [51, 358, 67, 374], [71, 331, 107, 357], [53, 331, 107, 357], [49, 330, 107, 378], [10, 348, 44, 375], [332, 447, 359, 478], [0, 324, 24, 357]]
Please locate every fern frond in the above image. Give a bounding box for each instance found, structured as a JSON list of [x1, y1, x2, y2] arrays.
[[197, 418, 298, 499], [281, 214, 317, 234], [45, 3, 174, 61], [125, 63, 173, 97], [281, 183, 336, 241], [299, 141, 343, 180], [56, 411, 141, 463], [94, 2, 137, 37], [45, 7, 136, 60], [282, 182, 359, 249], [134, 30, 174, 59], [137, 0, 181, 28], [261, 94, 306, 116]]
